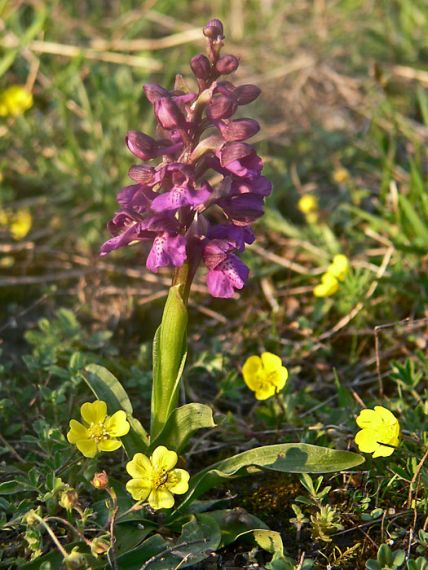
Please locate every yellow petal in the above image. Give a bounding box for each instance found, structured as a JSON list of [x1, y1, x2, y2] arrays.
[[255, 385, 277, 400], [10, 209, 32, 240], [126, 453, 153, 479], [151, 446, 177, 472], [80, 401, 107, 425], [306, 212, 318, 224], [105, 410, 130, 437], [372, 444, 395, 458], [149, 488, 175, 510], [126, 479, 152, 501], [261, 352, 282, 374], [328, 255, 349, 281], [313, 273, 339, 297], [1, 86, 33, 116], [242, 355, 262, 379], [268, 368, 289, 391], [98, 439, 122, 452], [298, 195, 317, 214], [373, 406, 398, 427], [354, 429, 378, 453], [166, 469, 190, 495], [67, 420, 88, 444], [243, 374, 263, 392], [356, 409, 380, 429], [75, 439, 98, 458]]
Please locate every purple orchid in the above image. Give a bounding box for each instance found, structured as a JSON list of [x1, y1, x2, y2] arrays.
[[101, 18, 269, 298]]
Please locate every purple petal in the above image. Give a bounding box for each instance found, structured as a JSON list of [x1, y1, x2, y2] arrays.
[[100, 222, 142, 256], [117, 185, 156, 211], [206, 254, 249, 298], [208, 224, 255, 251], [146, 233, 187, 272], [203, 239, 232, 270], [231, 176, 272, 196], [219, 142, 263, 179], [139, 214, 180, 234], [218, 193, 265, 225], [126, 131, 158, 160], [216, 118, 260, 142], [155, 97, 185, 130], [151, 182, 211, 212]]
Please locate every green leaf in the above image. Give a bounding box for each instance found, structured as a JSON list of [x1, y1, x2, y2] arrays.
[[206, 509, 269, 548], [0, 480, 34, 495], [82, 364, 149, 456], [202, 510, 285, 567], [174, 443, 364, 514], [399, 194, 428, 245], [116, 515, 221, 569], [150, 403, 215, 452], [151, 285, 188, 439], [114, 534, 168, 570]]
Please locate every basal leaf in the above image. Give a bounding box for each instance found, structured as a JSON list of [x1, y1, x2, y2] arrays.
[[150, 403, 215, 452], [174, 443, 364, 514], [151, 285, 188, 439]]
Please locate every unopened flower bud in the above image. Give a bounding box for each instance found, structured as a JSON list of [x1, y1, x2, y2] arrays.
[[143, 83, 169, 104], [190, 54, 211, 80], [203, 19, 224, 40], [217, 118, 260, 141], [90, 537, 110, 557], [64, 547, 86, 569], [155, 97, 186, 130], [126, 131, 158, 160], [216, 54, 239, 75], [23, 509, 39, 526], [207, 94, 237, 120], [128, 165, 156, 183], [59, 489, 79, 512], [234, 84, 261, 105], [91, 471, 109, 489]]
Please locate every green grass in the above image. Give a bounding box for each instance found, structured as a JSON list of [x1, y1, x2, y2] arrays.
[[0, 1, 427, 568]]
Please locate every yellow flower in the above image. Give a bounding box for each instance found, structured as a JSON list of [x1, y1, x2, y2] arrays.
[[355, 406, 400, 458], [0, 85, 33, 117], [126, 446, 190, 510], [67, 401, 130, 458], [327, 254, 349, 282], [0, 208, 32, 240], [242, 352, 289, 400], [333, 167, 349, 184], [313, 272, 339, 298], [298, 195, 318, 215], [313, 254, 350, 297]]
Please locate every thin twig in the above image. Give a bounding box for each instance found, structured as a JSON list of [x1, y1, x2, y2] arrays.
[[407, 449, 428, 510]]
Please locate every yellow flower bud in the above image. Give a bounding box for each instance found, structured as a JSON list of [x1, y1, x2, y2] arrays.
[[59, 489, 79, 512]]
